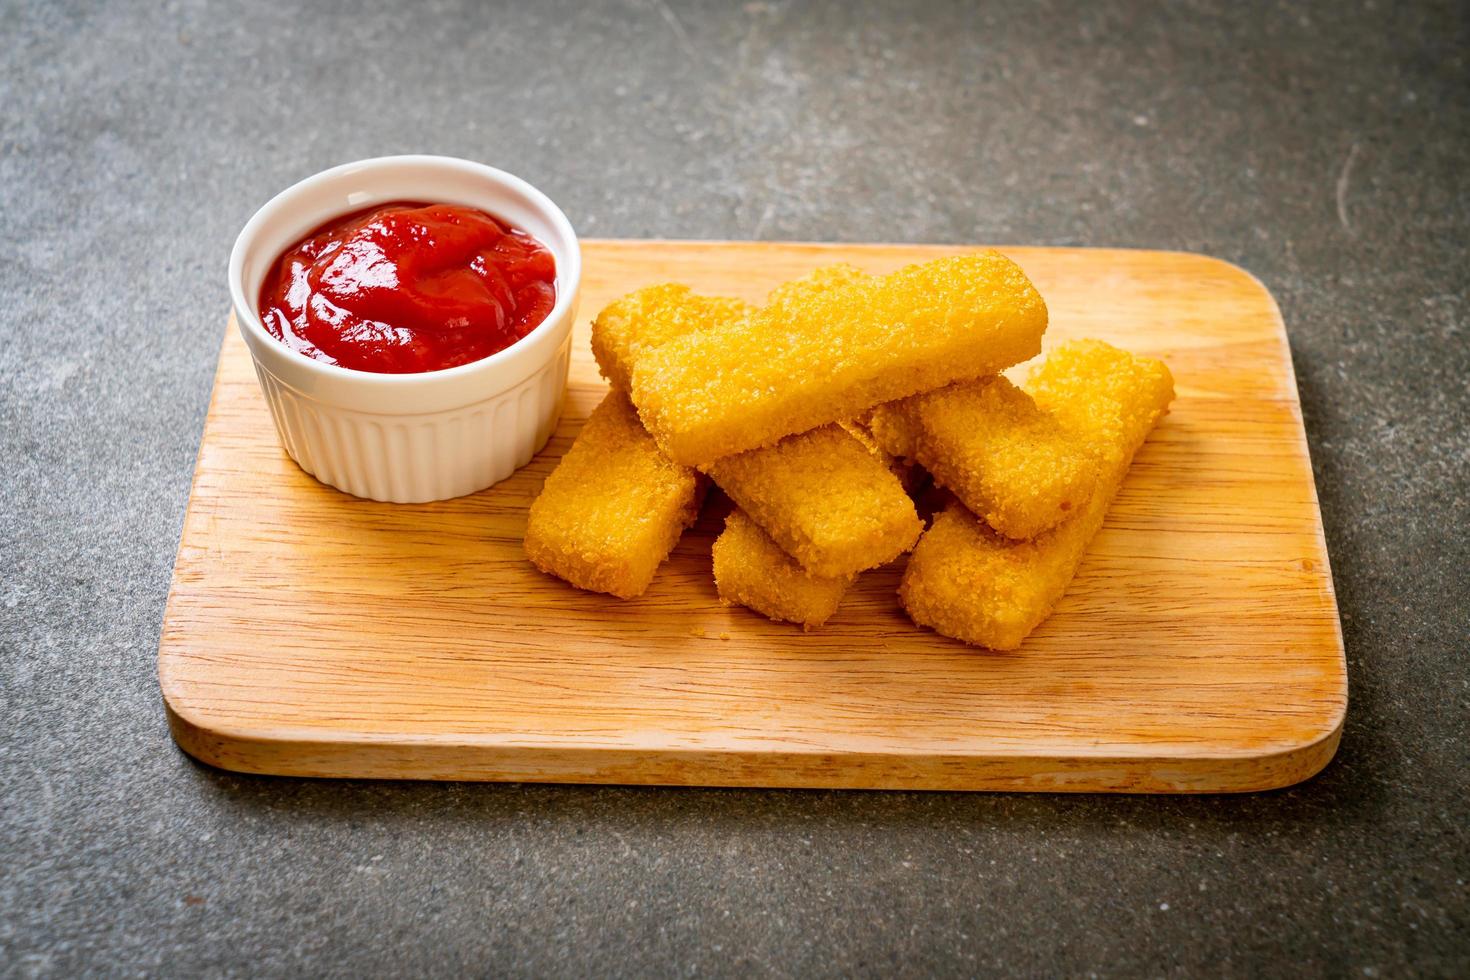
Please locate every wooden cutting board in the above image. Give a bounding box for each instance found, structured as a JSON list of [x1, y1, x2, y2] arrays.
[[158, 240, 1346, 792]]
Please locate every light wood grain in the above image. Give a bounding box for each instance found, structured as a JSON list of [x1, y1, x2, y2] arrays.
[[158, 241, 1346, 792]]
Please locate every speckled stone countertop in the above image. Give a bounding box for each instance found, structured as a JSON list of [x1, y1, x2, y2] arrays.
[[2, 1, 1466, 976]]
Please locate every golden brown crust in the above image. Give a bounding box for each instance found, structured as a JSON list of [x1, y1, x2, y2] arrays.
[[706, 424, 923, 578], [630, 252, 1049, 466], [524, 391, 706, 599], [590, 284, 752, 393], [869, 376, 1098, 540], [899, 341, 1175, 648], [590, 267, 922, 581], [712, 510, 853, 629]]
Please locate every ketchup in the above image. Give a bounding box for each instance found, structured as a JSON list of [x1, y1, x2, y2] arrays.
[[257, 202, 556, 374]]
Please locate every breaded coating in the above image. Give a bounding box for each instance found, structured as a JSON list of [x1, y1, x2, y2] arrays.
[[840, 418, 925, 496], [706, 423, 924, 578], [592, 268, 859, 396], [525, 391, 706, 599], [765, 262, 868, 303], [856, 408, 918, 459], [590, 284, 752, 392], [869, 376, 1099, 540], [591, 268, 919, 578], [713, 510, 853, 629], [630, 251, 1049, 466], [899, 341, 1174, 649]]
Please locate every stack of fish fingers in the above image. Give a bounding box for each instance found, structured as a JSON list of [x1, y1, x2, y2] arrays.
[[524, 252, 1173, 648]]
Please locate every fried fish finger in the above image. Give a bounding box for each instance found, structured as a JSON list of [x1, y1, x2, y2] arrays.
[[765, 261, 867, 303], [593, 267, 921, 577], [591, 284, 753, 393], [839, 418, 926, 496], [713, 509, 854, 629], [630, 251, 1049, 466], [524, 391, 706, 599], [899, 341, 1174, 649], [869, 376, 1098, 540], [706, 423, 923, 578]]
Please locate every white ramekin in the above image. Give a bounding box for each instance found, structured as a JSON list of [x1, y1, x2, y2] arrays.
[[228, 155, 581, 503]]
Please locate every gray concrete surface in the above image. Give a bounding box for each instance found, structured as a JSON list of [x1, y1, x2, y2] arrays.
[[2, 0, 1467, 976]]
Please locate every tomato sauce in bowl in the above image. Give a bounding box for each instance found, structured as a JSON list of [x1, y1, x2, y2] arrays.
[[257, 201, 557, 374]]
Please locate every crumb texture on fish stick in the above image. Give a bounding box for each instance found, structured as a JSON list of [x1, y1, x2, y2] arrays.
[[713, 510, 853, 629], [706, 423, 924, 578], [524, 391, 706, 599], [630, 251, 1049, 466], [899, 340, 1174, 649], [765, 262, 868, 304], [592, 267, 859, 395], [590, 284, 753, 393], [594, 268, 921, 578], [840, 418, 925, 495], [870, 376, 1099, 540]]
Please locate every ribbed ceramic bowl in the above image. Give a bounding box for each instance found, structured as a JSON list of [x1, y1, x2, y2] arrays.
[[228, 155, 581, 503]]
